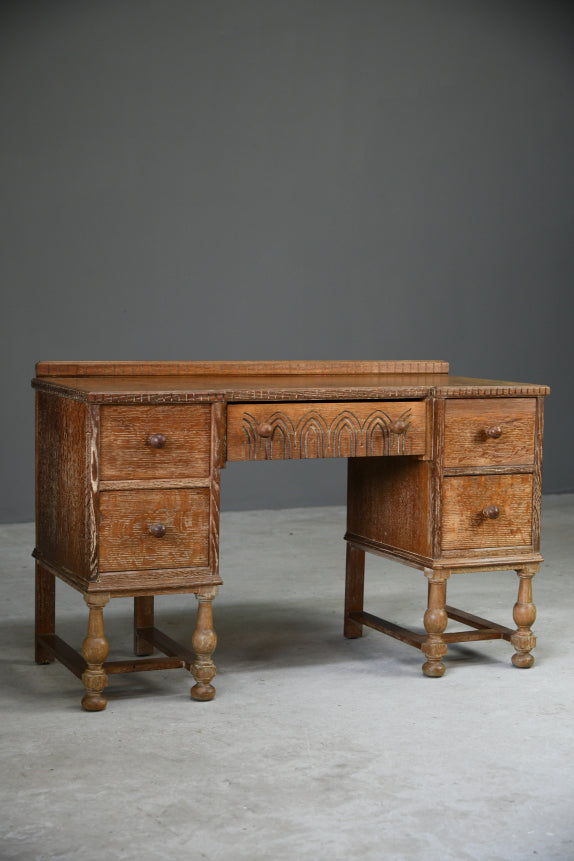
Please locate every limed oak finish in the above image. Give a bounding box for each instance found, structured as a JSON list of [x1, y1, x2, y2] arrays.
[[32, 360, 549, 710]]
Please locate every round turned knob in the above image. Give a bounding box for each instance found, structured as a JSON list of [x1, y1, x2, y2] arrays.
[[148, 523, 167, 538], [148, 433, 166, 449], [485, 426, 502, 439], [389, 419, 407, 434], [257, 422, 274, 438], [482, 505, 500, 520]]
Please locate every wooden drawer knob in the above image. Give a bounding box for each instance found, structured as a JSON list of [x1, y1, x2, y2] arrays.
[[485, 426, 503, 439], [257, 422, 274, 438], [148, 523, 167, 538], [148, 433, 167, 449], [482, 505, 500, 520], [389, 419, 407, 434]]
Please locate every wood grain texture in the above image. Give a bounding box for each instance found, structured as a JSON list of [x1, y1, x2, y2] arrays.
[[422, 576, 449, 677], [209, 401, 224, 575], [100, 405, 211, 480], [432, 556, 542, 571], [345, 536, 542, 572], [87, 405, 99, 578], [104, 656, 184, 673], [81, 593, 110, 711], [445, 606, 513, 639], [32, 358, 550, 702], [444, 398, 536, 468], [134, 596, 154, 656], [36, 360, 450, 377], [88, 567, 222, 596], [32, 374, 434, 403], [37, 634, 86, 678], [431, 398, 446, 559], [35, 391, 93, 580], [37, 625, 204, 680], [531, 397, 545, 552], [228, 401, 427, 461], [191, 586, 218, 701], [32, 551, 94, 594], [344, 544, 365, 638], [35, 562, 55, 664], [31, 372, 550, 404], [350, 611, 425, 648], [435, 380, 550, 398], [444, 465, 534, 476], [98, 488, 210, 572], [441, 474, 533, 550], [99, 478, 211, 490], [347, 456, 432, 558], [345, 535, 434, 570], [511, 569, 537, 667]]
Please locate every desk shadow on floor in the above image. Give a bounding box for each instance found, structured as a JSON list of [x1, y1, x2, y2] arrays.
[[1, 598, 516, 711]]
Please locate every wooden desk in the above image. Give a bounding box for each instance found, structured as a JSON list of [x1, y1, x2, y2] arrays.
[[32, 361, 549, 711]]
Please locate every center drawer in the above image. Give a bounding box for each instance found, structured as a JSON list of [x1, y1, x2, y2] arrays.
[[227, 401, 427, 461]]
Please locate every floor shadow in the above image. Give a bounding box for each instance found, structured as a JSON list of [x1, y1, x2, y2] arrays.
[[3, 597, 518, 693]]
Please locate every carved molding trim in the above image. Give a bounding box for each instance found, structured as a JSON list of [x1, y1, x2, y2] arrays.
[[241, 408, 414, 460]]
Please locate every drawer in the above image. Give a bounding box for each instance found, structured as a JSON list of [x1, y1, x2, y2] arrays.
[[100, 405, 211, 480], [99, 488, 210, 572], [441, 474, 533, 550], [444, 398, 536, 468], [227, 401, 427, 461]]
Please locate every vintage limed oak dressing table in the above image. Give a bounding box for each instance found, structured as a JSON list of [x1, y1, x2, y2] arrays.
[[32, 361, 549, 711]]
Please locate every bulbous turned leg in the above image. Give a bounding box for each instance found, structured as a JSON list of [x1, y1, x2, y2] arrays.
[[191, 586, 218, 701], [81, 594, 110, 711], [511, 568, 537, 668], [422, 572, 449, 678]]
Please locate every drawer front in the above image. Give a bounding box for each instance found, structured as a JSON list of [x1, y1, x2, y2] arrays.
[[444, 398, 536, 468], [227, 401, 427, 461], [441, 474, 533, 550], [99, 488, 210, 572], [100, 405, 211, 481]]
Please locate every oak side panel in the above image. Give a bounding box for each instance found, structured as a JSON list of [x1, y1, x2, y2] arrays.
[[441, 474, 533, 550], [35, 391, 92, 580], [431, 398, 446, 559], [209, 401, 224, 575], [100, 405, 211, 480], [531, 396, 545, 552], [99, 488, 210, 572], [347, 457, 432, 559], [87, 405, 99, 578], [444, 398, 536, 467]]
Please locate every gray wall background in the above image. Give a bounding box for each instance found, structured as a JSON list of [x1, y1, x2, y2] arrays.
[[1, 0, 573, 523]]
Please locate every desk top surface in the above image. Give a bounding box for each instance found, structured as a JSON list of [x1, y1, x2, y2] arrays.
[[32, 361, 550, 404]]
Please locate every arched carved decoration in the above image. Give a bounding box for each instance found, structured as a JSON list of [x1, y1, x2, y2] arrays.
[[239, 405, 416, 459], [264, 413, 296, 459], [242, 412, 296, 459], [296, 412, 329, 458], [241, 413, 259, 460], [330, 411, 362, 457], [363, 410, 392, 456]]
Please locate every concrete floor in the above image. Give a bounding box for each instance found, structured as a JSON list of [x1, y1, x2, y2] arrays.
[[1, 495, 573, 861]]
